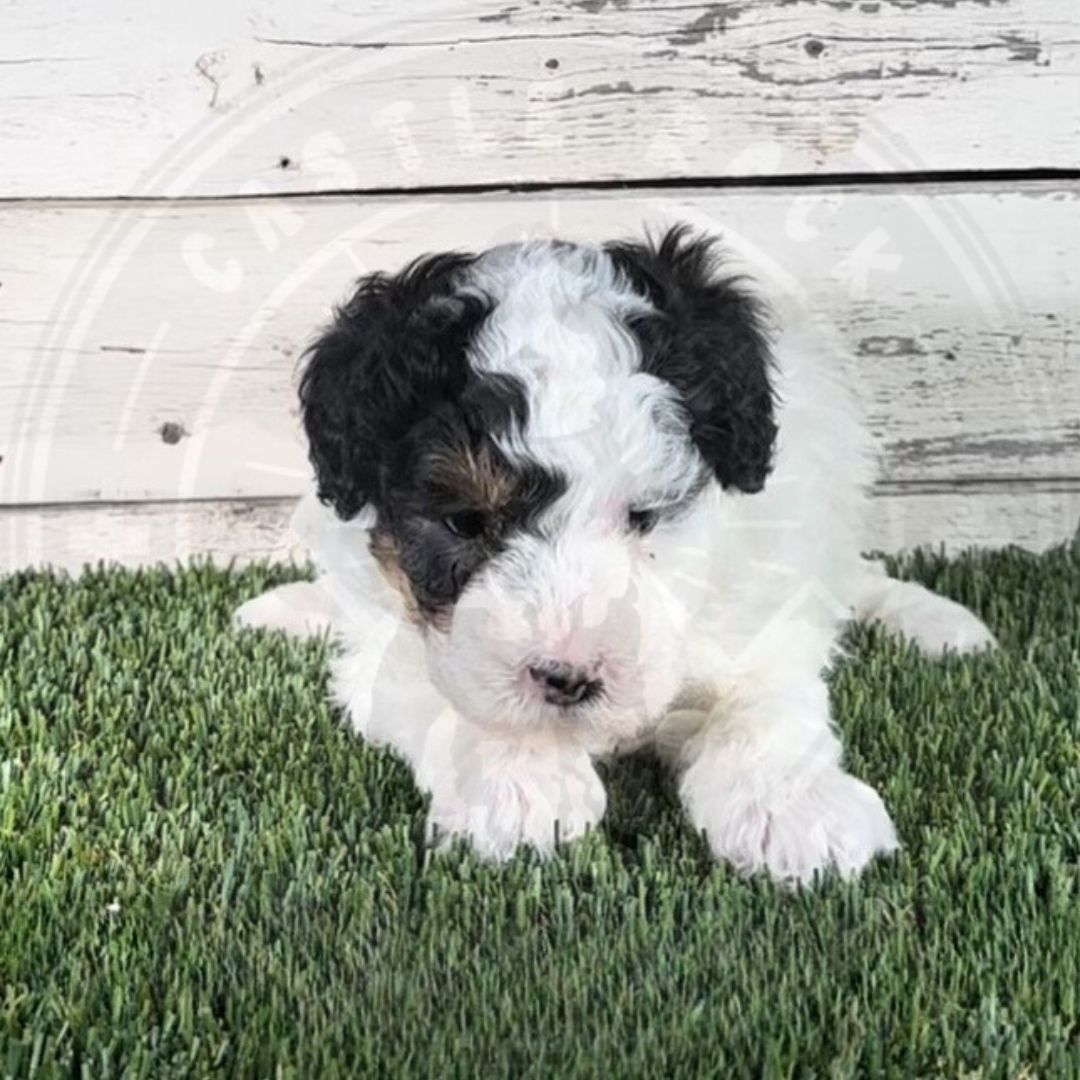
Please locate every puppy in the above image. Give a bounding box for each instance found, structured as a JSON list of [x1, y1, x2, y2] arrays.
[[238, 226, 995, 883]]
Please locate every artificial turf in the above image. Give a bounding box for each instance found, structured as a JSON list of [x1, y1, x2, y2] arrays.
[[0, 543, 1078, 1079]]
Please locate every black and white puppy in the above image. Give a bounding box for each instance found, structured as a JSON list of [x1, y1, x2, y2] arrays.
[[238, 226, 995, 883]]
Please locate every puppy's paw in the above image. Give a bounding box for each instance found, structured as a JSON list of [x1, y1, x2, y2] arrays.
[[234, 581, 337, 639], [856, 570, 996, 656], [889, 589, 997, 656], [682, 762, 898, 885], [426, 743, 606, 861]]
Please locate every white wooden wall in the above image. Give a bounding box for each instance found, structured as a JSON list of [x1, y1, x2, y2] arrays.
[[1, 0, 1078, 570]]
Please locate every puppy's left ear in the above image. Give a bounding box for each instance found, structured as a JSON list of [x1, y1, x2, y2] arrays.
[[605, 225, 777, 493]]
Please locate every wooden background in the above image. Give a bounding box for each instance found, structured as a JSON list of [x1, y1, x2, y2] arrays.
[[1, 0, 1078, 571]]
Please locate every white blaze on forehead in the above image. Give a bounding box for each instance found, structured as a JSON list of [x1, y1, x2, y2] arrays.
[[464, 241, 706, 510]]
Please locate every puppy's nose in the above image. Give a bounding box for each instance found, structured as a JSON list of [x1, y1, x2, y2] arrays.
[[528, 662, 604, 708]]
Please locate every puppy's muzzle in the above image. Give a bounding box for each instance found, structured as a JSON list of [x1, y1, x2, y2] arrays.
[[527, 662, 605, 708]]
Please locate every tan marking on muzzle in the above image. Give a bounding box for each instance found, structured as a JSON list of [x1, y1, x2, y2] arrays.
[[368, 530, 450, 633], [368, 530, 423, 625]]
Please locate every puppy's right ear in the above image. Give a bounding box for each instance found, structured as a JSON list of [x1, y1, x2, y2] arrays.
[[298, 253, 486, 520]]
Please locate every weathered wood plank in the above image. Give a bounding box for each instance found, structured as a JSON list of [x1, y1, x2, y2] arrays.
[[1, 0, 1077, 198], [1, 499, 303, 574], [3, 483, 1076, 575], [2, 184, 1076, 510], [869, 479, 1080, 556]]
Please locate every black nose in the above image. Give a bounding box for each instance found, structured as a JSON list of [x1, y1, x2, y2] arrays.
[[528, 662, 604, 708]]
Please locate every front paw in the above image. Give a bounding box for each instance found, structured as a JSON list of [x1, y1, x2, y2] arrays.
[[234, 581, 337, 639], [426, 742, 607, 861], [682, 762, 898, 885]]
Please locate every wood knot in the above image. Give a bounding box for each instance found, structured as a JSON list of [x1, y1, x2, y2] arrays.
[[158, 421, 188, 445]]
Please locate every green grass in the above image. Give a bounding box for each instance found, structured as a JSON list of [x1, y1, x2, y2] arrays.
[[1, 544, 1078, 1079]]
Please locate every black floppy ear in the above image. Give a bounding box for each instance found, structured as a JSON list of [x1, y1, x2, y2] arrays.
[[298, 253, 488, 520], [605, 225, 777, 493]]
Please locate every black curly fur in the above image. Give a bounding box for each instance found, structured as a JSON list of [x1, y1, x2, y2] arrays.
[[298, 252, 495, 520], [298, 251, 571, 618], [605, 225, 778, 494]]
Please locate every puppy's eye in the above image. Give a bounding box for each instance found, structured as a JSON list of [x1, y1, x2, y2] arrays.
[[627, 508, 660, 535], [443, 510, 488, 540]]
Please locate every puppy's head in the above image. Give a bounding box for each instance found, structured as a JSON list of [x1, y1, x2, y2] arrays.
[[301, 226, 776, 740]]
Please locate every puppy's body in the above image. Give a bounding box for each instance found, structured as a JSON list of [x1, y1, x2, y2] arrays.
[[239, 230, 994, 883]]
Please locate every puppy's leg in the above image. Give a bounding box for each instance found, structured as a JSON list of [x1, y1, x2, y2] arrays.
[[331, 625, 606, 860], [664, 672, 897, 885], [416, 715, 607, 861], [234, 579, 340, 639], [854, 558, 996, 655]]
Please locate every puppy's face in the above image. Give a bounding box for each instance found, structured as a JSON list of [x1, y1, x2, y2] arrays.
[[301, 229, 776, 741]]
